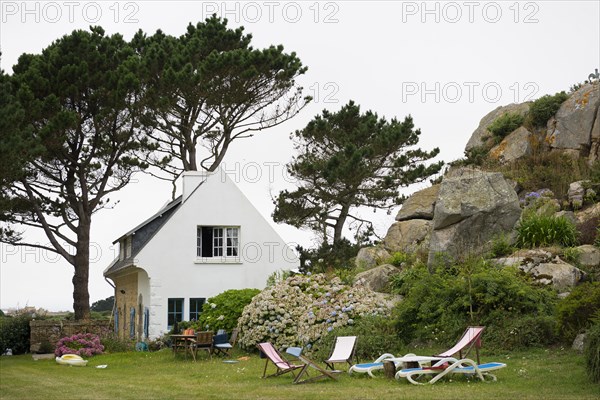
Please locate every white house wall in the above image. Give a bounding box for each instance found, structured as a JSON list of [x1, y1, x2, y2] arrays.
[[135, 168, 298, 338]]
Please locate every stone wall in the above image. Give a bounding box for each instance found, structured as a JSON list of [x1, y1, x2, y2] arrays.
[[29, 319, 113, 353]]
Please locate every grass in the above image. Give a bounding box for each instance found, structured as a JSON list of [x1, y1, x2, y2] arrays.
[[0, 348, 598, 399]]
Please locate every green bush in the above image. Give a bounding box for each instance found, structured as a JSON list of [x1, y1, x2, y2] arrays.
[[266, 269, 294, 288], [455, 146, 489, 167], [298, 239, 364, 273], [595, 226, 600, 248], [484, 315, 558, 350], [487, 112, 525, 140], [585, 316, 600, 383], [515, 213, 578, 248], [387, 251, 415, 268], [310, 315, 401, 362], [0, 314, 32, 354], [391, 259, 557, 350], [556, 282, 600, 341], [489, 233, 514, 258], [527, 91, 569, 128], [499, 152, 589, 201], [562, 247, 581, 265], [196, 289, 260, 333], [100, 333, 135, 353]]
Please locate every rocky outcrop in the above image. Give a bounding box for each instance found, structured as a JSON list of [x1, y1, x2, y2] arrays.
[[492, 249, 586, 291], [354, 264, 400, 292], [465, 82, 600, 165], [489, 126, 534, 163], [384, 219, 431, 254], [428, 168, 521, 265], [554, 210, 577, 225], [525, 261, 584, 291], [568, 181, 586, 208], [591, 105, 600, 164], [465, 103, 530, 151], [355, 246, 391, 269], [547, 83, 600, 161], [577, 245, 600, 269], [572, 333, 587, 353], [576, 202, 600, 224], [396, 185, 439, 221]]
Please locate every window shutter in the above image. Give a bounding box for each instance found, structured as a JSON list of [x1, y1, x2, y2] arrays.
[[144, 307, 150, 339], [130, 307, 136, 339]]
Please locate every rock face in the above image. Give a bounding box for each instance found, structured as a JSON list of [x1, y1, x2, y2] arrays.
[[572, 333, 587, 353], [465, 102, 530, 151], [568, 181, 585, 207], [355, 246, 391, 269], [492, 249, 586, 291], [591, 104, 600, 164], [547, 83, 600, 161], [525, 261, 584, 291], [428, 168, 521, 266], [554, 210, 577, 225], [489, 126, 534, 163], [577, 245, 600, 268], [384, 219, 431, 254], [465, 82, 600, 165], [576, 202, 600, 224], [396, 185, 440, 221], [354, 264, 400, 292]]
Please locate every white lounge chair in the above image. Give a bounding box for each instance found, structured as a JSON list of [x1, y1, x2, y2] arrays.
[[349, 353, 444, 377], [395, 358, 507, 385]]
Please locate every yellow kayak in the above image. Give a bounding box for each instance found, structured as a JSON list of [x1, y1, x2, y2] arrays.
[[55, 354, 88, 366]]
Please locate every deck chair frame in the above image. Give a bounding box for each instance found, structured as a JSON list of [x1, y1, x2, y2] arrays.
[[294, 354, 339, 384], [257, 343, 303, 379], [324, 336, 358, 370]]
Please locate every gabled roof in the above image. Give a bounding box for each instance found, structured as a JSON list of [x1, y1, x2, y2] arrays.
[[103, 196, 183, 276]]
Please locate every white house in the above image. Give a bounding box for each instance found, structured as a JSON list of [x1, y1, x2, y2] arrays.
[[103, 168, 298, 340]]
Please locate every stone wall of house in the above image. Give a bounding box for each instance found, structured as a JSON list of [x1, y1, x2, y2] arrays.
[[113, 272, 140, 339], [30, 319, 113, 353]]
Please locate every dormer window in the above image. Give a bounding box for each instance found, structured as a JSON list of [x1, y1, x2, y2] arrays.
[[197, 226, 240, 261]]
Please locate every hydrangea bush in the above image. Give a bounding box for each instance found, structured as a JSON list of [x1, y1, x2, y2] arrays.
[[237, 273, 390, 350], [55, 333, 104, 357]]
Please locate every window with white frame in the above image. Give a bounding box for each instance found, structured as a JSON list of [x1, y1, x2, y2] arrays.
[[197, 226, 240, 259]]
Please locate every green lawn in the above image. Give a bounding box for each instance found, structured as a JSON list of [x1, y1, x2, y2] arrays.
[[0, 348, 598, 399]]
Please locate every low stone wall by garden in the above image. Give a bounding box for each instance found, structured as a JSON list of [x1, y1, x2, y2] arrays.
[[30, 320, 112, 353]]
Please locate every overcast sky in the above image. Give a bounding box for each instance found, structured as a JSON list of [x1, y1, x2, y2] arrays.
[[1, 1, 598, 312]]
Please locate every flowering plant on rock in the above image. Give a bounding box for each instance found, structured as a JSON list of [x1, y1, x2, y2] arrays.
[[237, 273, 390, 350], [54, 333, 104, 357]]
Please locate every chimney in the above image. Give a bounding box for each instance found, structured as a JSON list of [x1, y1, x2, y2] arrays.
[[181, 171, 208, 202]]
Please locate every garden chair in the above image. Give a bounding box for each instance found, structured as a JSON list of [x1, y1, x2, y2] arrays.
[[434, 326, 485, 365], [257, 342, 303, 379], [324, 336, 358, 370], [189, 331, 213, 361], [395, 357, 507, 385], [214, 328, 239, 357], [284, 347, 338, 384]]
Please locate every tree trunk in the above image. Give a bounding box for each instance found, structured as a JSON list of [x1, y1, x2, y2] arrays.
[[333, 202, 351, 243], [72, 217, 91, 320]]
